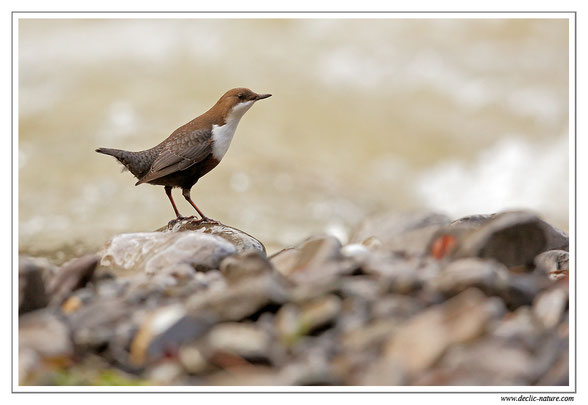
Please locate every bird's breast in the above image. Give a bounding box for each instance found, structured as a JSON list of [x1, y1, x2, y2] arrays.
[[211, 119, 240, 160]]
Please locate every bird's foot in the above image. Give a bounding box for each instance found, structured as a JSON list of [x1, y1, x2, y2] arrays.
[[167, 215, 196, 227], [198, 216, 221, 225]]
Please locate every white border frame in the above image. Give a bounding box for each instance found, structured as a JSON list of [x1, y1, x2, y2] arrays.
[[11, 11, 576, 394]]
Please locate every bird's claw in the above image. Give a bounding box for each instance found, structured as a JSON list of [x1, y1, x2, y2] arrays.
[[167, 215, 195, 227], [198, 217, 220, 225], [168, 215, 219, 228]]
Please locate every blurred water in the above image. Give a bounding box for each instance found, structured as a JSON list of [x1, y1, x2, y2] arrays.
[[18, 18, 569, 260]]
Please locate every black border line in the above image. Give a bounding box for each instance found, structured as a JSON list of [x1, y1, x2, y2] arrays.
[[11, 10, 577, 395]]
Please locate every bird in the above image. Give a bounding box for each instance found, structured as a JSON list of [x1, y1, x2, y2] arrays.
[[96, 87, 271, 221]]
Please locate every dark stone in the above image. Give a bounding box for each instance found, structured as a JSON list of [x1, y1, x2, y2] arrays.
[[67, 298, 131, 351], [47, 254, 100, 305], [19, 256, 51, 314], [430, 211, 569, 268], [499, 273, 552, 309], [432, 258, 510, 297], [187, 272, 289, 321], [146, 315, 212, 364]]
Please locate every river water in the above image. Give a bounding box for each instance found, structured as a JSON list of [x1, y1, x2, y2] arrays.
[[18, 18, 570, 261]]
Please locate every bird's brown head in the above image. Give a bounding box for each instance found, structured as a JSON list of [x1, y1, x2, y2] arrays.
[[222, 88, 272, 103], [211, 88, 272, 124]]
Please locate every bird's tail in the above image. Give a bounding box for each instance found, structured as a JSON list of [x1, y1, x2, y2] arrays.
[[96, 147, 125, 159], [96, 147, 143, 178]]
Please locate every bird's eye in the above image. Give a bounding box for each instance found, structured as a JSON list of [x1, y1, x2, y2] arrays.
[[237, 93, 245, 100]]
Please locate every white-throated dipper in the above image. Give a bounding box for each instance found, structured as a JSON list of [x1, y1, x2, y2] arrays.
[[96, 87, 271, 220]]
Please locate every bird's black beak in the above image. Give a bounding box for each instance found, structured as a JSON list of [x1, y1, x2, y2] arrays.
[[255, 93, 272, 100]]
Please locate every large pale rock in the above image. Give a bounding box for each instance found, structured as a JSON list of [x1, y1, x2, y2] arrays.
[[100, 231, 237, 276], [99, 220, 266, 276], [159, 218, 266, 255]]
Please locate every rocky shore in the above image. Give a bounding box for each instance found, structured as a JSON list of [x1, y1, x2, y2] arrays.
[[19, 210, 570, 386]]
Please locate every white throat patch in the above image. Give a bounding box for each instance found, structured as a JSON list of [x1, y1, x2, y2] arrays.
[[211, 100, 254, 160]]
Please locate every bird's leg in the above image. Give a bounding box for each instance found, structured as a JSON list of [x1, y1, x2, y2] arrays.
[[182, 188, 212, 221], [165, 186, 183, 219]]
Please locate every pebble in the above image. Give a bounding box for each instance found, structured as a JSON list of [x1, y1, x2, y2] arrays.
[[269, 248, 301, 276], [432, 257, 510, 297], [19, 309, 72, 382], [298, 295, 342, 335], [47, 254, 100, 305], [281, 235, 342, 275], [67, 299, 130, 350], [535, 250, 569, 280], [351, 211, 451, 246], [186, 271, 288, 321], [362, 252, 421, 293], [340, 243, 371, 264], [533, 288, 568, 329], [145, 360, 185, 385], [434, 340, 534, 385], [20, 309, 72, 359], [220, 250, 273, 281], [206, 322, 271, 361], [19, 256, 51, 314], [178, 343, 209, 374], [355, 359, 407, 386], [130, 304, 212, 366], [384, 288, 505, 374]]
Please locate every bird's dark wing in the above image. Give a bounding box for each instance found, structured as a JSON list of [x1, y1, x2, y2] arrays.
[[136, 129, 212, 185]]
